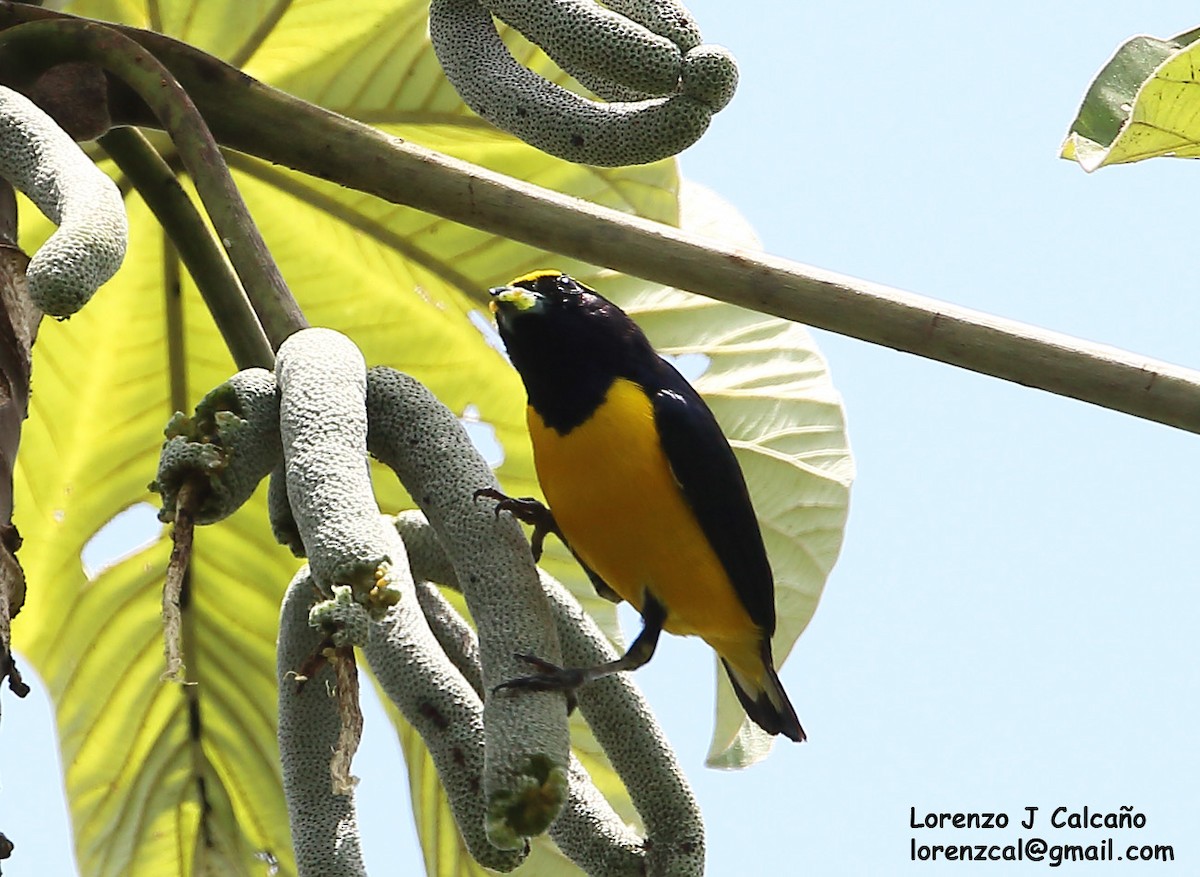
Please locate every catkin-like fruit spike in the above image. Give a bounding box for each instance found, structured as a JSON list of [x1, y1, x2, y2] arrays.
[[391, 510, 702, 875], [430, 0, 712, 166], [567, 67, 656, 103], [363, 522, 527, 871], [277, 569, 366, 877], [277, 329, 398, 613], [365, 367, 569, 848], [152, 368, 281, 525], [484, 0, 683, 95], [0, 85, 127, 316], [539, 568, 704, 875], [601, 0, 704, 50], [680, 44, 739, 112], [379, 514, 643, 871], [404, 532, 647, 873], [268, 464, 305, 556], [392, 511, 648, 874]]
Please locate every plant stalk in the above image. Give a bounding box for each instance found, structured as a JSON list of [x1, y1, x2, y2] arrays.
[[101, 127, 274, 369], [0, 15, 305, 348], [0, 4, 1196, 433]]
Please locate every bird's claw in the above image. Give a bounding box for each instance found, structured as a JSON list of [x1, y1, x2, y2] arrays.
[[493, 653, 582, 713], [473, 488, 559, 561], [474, 488, 551, 525]]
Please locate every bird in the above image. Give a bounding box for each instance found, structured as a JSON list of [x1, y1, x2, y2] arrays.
[[480, 269, 805, 742]]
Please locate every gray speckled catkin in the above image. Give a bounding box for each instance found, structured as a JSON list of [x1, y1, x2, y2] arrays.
[[538, 569, 704, 875], [0, 85, 126, 316], [484, 0, 682, 95], [552, 757, 645, 876], [277, 329, 397, 610], [567, 68, 655, 103], [389, 513, 649, 873], [429, 0, 713, 166], [278, 569, 366, 877], [391, 511, 699, 876], [680, 45, 738, 112], [153, 368, 280, 525], [364, 522, 527, 871], [268, 464, 305, 556], [365, 367, 569, 847], [601, 0, 703, 50], [414, 578, 486, 691]]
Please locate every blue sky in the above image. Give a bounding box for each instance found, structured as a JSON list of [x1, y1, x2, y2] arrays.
[[6, 2, 1200, 875]]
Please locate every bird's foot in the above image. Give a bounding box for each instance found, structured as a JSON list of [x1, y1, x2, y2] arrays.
[[473, 488, 559, 561], [493, 653, 583, 712]]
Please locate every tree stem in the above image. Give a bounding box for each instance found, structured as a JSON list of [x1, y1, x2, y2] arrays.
[[0, 4, 1195, 433], [100, 127, 274, 370], [100, 22, 1200, 434], [0, 15, 306, 348]]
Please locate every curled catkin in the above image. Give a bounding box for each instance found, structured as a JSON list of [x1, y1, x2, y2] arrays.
[[277, 328, 400, 615], [363, 521, 527, 871], [391, 511, 697, 876], [601, 0, 703, 50], [680, 44, 738, 112], [414, 579, 486, 690], [483, 0, 683, 95], [278, 570, 366, 877], [268, 464, 305, 556], [365, 367, 569, 849], [152, 368, 280, 524], [0, 85, 126, 316], [396, 514, 645, 873], [430, 0, 713, 166], [539, 569, 704, 875]]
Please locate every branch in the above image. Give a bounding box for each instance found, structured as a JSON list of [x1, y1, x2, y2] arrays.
[[0, 5, 1191, 429], [0, 15, 306, 347], [99, 127, 273, 370], [205, 100, 1200, 434], [0, 172, 30, 717]]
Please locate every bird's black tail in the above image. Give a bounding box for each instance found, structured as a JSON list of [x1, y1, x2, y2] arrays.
[[722, 643, 805, 742]]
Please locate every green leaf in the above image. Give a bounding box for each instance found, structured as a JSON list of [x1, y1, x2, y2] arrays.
[[13, 1, 850, 875], [1061, 28, 1200, 171]]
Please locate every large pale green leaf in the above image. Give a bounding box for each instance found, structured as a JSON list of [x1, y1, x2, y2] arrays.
[[1061, 27, 1200, 171], [12, 2, 850, 875]]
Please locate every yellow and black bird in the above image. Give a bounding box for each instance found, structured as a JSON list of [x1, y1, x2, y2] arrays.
[[483, 269, 804, 742]]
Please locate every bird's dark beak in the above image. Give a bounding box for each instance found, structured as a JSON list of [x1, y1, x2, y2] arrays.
[[488, 285, 509, 315]]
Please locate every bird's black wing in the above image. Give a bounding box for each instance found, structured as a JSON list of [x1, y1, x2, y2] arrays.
[[642, 358, 776, 634]]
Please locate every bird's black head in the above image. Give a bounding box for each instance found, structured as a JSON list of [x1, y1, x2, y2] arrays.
[[489, 270, 655, 432], [489, 270, 606, 333]]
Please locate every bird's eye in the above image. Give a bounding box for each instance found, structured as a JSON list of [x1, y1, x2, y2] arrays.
[[557, 275, 580, 299]]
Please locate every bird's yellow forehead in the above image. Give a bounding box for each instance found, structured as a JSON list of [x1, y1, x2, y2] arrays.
[[510, 268, 562, 286], [493, 287, 538, 311]]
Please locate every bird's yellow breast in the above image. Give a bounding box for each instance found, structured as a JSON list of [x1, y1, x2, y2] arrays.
[[528, 378, 758, 650]]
